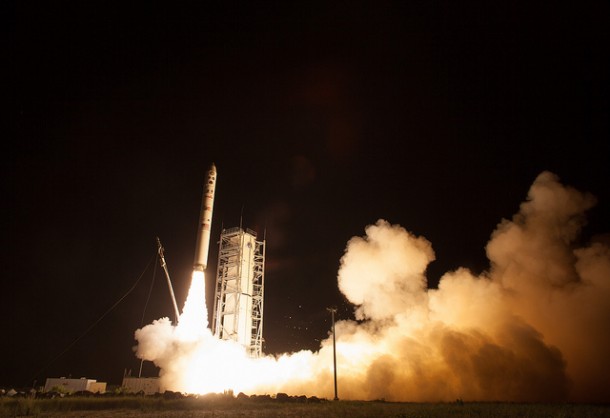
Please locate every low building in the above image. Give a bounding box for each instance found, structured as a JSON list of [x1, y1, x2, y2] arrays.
[[121, 377, 160, 395], [44, 377, 107, 393]]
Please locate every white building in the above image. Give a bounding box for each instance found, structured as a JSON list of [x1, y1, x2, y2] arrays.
[[44, 377, 106, 393], [121, 377, 160, 394]]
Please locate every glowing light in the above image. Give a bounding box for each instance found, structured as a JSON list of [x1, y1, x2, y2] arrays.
[[175, 271, 208, 339], [135, 172, 610, 402]]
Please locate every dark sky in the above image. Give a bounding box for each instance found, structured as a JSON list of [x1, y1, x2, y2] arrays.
[[5, 2, 608, 388]]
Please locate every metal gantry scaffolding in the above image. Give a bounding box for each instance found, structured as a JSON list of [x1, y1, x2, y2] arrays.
[[212, 227, 265, 358]]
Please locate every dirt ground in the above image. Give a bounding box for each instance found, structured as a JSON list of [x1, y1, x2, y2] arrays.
[[3, 398, 610, 418]]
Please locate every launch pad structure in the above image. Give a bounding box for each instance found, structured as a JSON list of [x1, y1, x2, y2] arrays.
[[212, 227, 265, 358]]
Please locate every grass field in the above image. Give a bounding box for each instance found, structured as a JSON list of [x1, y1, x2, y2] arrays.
[[1, 396, 609, 418]]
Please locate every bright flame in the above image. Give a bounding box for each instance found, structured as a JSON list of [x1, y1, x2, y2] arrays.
[[135, 171, 610, 402], [175, 271, 207, 339]]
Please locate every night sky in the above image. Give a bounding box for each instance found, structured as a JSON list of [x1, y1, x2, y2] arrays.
[[5, 2, 609, 388]]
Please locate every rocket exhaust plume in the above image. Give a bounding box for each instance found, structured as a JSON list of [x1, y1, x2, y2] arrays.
[[193, 164, 216, 272], [135, 171, 610, 402]]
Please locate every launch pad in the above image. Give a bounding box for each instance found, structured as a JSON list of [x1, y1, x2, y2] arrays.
[[192, 163, 266, 357], [212, 227, 265, 358]]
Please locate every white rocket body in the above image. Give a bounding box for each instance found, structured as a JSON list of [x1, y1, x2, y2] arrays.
[[193, 164, 217, 271]]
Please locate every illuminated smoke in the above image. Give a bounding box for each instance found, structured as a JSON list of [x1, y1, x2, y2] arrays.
[[135, 171, 609, 402]]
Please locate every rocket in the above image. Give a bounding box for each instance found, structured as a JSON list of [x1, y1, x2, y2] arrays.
[[193, 163, 217, 271]]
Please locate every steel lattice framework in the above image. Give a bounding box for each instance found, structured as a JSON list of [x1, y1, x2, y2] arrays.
[[212, 227, 265, 358]]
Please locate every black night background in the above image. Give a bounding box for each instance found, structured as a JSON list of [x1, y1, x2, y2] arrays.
[[5, 1, 609, 398]]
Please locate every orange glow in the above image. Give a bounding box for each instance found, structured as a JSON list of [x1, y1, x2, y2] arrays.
[[135, 172, 610, 402]]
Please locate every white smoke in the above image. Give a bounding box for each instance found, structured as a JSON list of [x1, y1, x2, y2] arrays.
[[135, 171, 610, 402]]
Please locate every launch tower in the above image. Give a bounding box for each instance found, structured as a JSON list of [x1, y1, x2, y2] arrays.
[[212, 227, 265, 358]]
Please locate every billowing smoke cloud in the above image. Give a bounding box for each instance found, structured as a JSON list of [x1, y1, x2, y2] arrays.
[[135, 171, 609, 402]]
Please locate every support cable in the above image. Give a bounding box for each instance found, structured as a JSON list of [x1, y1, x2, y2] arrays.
[[140, 251, 159, 326], [138, 248, 159, 378], [156, 237, 180, 324], [29, 253, 156, 386]]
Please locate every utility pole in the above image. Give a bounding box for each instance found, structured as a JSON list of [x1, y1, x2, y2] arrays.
[[327, 307, 339, 401]]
